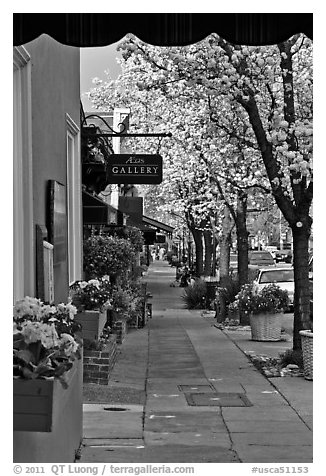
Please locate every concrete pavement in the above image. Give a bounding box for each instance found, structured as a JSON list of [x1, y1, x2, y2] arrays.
[[80, 261, 313, 463]]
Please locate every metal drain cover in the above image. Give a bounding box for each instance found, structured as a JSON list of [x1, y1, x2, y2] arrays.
[[184, 392, 252, 407], [178, 384, 214, 393]]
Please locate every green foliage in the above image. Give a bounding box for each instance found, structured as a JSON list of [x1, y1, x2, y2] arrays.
[[83, 234, 136, 279], [110, 282, 144, 325], [279, 349, 304, 369], [219, 277, 241, 306], [230, 283, 289, 315], [111, 286, 131, 317], [123, 226, 145, 252], [181, 279, 207, 309], [69, 277, 112, 311], [13, 297, 82, 386], [110, 226, 145, 252], [83, 337, 110, 351]]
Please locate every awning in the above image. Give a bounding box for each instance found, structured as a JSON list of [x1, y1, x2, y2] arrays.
[[142, 215, 174, 236], [82, 190, 117, 225], [14, 13, 312, 48]]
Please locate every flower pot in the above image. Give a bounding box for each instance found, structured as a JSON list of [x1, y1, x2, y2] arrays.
[[13, 357, 83, 462], [250, 312, 282, 341], [75, 309, 107, 340], [300, 330, 313, 380]]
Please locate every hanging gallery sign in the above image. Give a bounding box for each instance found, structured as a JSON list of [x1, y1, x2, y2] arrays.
[[107, 154, 163, 184]]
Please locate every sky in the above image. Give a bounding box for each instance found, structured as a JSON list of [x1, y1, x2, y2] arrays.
[[80, 41, 122, 112]]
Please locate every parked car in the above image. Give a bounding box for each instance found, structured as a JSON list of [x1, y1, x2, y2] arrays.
[[275, 249, 293, 263], [253, 267, 294, 308], [248, 250, 276, 269], [264, 246, 278, 260]]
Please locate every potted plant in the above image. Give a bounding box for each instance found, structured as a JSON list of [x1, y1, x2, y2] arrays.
[[70, 277, 112, 341], [109, 286, 135, 343], [110, 286, 132, 319], [229, 283, 289, 341], [13, 297, 83, 433]]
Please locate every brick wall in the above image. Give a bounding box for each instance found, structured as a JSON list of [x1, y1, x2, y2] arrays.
[[83, 336, 118, 385]]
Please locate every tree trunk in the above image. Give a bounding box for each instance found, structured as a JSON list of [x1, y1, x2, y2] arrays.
[[216, 207, 233, 322], [292, 224, 312, 351], [219, 205, 233, 285], [235, 192, 249, 288], [203, 229, 213, 276], [217, 236, 232, 323], [219, 236, 231, 285], [234, 193, 250, 325], [190, 227, 204, 276]]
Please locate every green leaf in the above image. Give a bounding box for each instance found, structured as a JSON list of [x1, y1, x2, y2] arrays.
[[15, 349, 36, 365], [34, 363, 55, 377], [21, 367, 37, 379]]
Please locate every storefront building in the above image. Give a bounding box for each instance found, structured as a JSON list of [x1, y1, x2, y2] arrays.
[[13, 34, 83, 462]]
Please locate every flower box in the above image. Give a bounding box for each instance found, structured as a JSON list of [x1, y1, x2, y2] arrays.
[[13, 357, 83, 462], [75, 309, 107, 340], [13, 356, 81, 432], [250, 312, 282, 341], [300, 330, 313, 380]]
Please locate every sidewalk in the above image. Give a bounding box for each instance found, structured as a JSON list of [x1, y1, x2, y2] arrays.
[[80, 261, 312, 464]]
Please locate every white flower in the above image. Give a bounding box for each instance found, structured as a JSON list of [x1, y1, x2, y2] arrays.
[[41, 305, 57, 316], [13, 296, 44, 321], [66, 303, 77, 316], [20, 321, 42, 343], [88, 279, 100, 289], [40, 323, 59, 349], [59, 333, 79, 356]]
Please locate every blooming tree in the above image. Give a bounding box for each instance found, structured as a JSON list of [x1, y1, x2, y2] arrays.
[[115, 32, 313, 348], [89, 67, 227, 275]]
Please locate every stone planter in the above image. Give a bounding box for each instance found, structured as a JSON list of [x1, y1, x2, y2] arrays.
[[75, 309, 107, 340], [250, 312, 282, 341], [300, 330, 313, 380], [13, 357, 83, 462]]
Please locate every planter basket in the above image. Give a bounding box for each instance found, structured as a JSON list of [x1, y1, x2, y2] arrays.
[[299, 330, 313, 380], [250, 313, 282, 341]]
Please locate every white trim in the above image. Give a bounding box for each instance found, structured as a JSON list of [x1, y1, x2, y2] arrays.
[[66, 113, 80, 135], [66, 114, 82, 285], [13, 46, 31, 69], [13, 46, 34, 301]]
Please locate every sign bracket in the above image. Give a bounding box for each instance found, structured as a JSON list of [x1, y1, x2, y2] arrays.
[[82, 114, 172, 138]]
